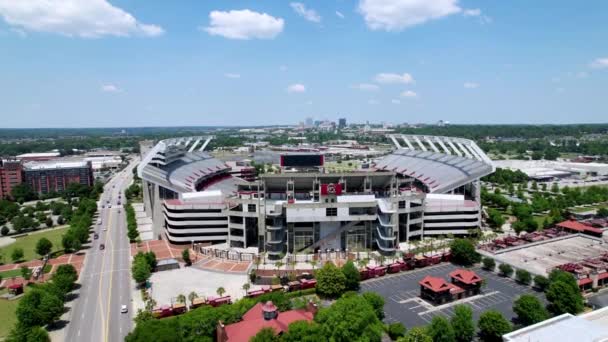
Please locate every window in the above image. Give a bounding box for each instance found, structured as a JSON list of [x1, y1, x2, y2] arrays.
[[247, 204, 256, 212], [326, 208, 337, 216], [398, 201, 406, 209]]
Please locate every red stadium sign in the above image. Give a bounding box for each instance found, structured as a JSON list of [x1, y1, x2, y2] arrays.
[[320, 183, 342, 195]]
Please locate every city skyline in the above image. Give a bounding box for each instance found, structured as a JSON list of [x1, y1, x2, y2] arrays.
[[1, 0, 607, 128]]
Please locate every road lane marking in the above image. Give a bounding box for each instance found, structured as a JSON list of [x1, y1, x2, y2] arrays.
[[105, 189, 119, 342], [97, 206, 114, 342]]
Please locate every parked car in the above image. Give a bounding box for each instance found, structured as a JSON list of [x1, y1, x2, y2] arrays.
[[94, 233, 99, 240], [100, 244, 105, 250]]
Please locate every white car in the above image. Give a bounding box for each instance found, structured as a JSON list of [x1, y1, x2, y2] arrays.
[[97, 219, 102, 225], [121, 305, 128, 313]]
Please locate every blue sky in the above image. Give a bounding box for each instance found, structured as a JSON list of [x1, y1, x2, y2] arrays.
[[0, 0, 607, 128]]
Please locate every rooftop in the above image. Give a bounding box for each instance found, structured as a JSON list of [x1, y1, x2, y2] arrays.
[[23, 159, 89, 170], [449, 269, 482, 285]]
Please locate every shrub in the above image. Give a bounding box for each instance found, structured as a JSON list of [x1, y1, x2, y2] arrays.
[[499, 263, 514, 277], [533, 275, 550, 291], [482, 257, 495, 271], [387, 322, 406, 340], [515, 269, 531, 285]]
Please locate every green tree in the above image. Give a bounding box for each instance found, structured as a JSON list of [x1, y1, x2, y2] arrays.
[[597, 207, 608, 218], [387, 322, 406, 341], [16, 289, 64, 327], [513, 295, 549, 327], [45, 216, 53, 228], [450, 239, 480, 266], [20, 266, 32, 281], [451, 304, 475, 342], [341, 260, 360, 291], [533, 275, 550, 291], [217, 287, 226, 297], [546, 279, 584, 314], [52, 264, 78, 294], [282, 321, 326, 342], [478, 310, 512, 342], [515, 269, 531, 285], [362, 291, 385, 320], [133, 309, 155, 326], [188, 291, 198, 305], [250, 327, 279, 342], [2, 225, 10, 236], [176, 294, 186, 304], [35, 237, 53, 257], [499, 264, 513, 277], [315, 294, 384, 342], [7, 323, 51, 342], [11, 183, 37, 203], [12, 247, 24, 262], [482, 257, 495, 271], [428, 316, 455, 342], [132, 257, 151, 285], [398, 327, 432, 342], [182, 249, 191, 266], [315, 261, 346, 298]]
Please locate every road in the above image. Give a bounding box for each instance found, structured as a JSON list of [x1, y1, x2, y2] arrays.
[[65, 158, 139, 342]]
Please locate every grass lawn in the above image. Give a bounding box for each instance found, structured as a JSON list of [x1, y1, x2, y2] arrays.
[[0, 264, 52, 279], [0, 226, 68, 264], [0, 286, 31, 338]]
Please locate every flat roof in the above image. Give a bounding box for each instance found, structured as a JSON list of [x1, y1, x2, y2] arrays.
[[24, 160, 89, 170], [16, 152, 60, 158], [503, 309, 608, 342]]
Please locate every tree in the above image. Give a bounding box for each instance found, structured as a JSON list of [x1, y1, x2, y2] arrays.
[[12, 248, 24, 262], [551, 183, 559, 193], [362, 291, 385, 320], [478, 310, 511, 342], [176, 294, 186, 304], [398, 327, 432, 342], [597, 207, 608, 218], [134, 309, 155, 326], [315, 261, 346, 298], [188, 291, 198, 305], [451, 304, 475, 342], [387, 322, 406, 341], [20, 266, 32, 281], [546, 279, 584, 314], [450, 239, 480, 266], [498, 264, 513, 277], [482, 257, 496, 271], [11, 183, 36, 203], [428, 316, 455, 342], [182, 249, 191, 266], [250, 327, 279, 342], [52, 264, 78, 294], [533, 275, 550, 291], [341, 260, 360, 291], [513, 295, 549, 327], [16, 288, 64, 327], [216, 287, 226, 297], [282, 321, 326, 342], [1, 225, 9, 236], [145, 252, 157, 271], [45, 216, 53, 228], [7, 323, 51, 342], [35, 237, 53, 257], [132, 257, 151, 285], [242, 282, 251, 295], [515, 269, 531, 285], [315, 294, 384, 342]]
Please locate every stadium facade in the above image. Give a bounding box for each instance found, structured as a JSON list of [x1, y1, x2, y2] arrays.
[[138, 135, 494, 256]]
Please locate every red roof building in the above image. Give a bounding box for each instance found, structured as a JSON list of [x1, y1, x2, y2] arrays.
[[556, 220, 603, 237], [449, 269, 483, 296], [217, 301, 316, 342], [419, 275, 464, 305]]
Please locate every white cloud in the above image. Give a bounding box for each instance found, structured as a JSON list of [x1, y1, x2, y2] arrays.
[[463, 8, 481, 17], [290, 2, 321, 23], [351, 83, 380, 91], [464, 82, 479, 89], [10, 27, 26, 38], [224, 73, 241, 79], [400, 90, 418, 98], [336, 11, 345, 19], [590, 58, 608, 69], [374, 72, 414, 84], [287, 83, 306, 93], [358, 0, 461, 31], [101, 84, 120, 93], [0, 0, 164, 38], [391, 99, 401, 104], [203, 9, 284, 40], [368, 99, 379, 105]]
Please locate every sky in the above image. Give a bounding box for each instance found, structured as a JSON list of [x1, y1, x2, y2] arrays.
[[0, 0, 607, 128]]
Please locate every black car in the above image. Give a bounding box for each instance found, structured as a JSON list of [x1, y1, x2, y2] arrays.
[[99, 243, 105, 250], [94, 233, 99, 240]]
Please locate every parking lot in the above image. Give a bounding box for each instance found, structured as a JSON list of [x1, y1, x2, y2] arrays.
[[360, 263, 544, 327]]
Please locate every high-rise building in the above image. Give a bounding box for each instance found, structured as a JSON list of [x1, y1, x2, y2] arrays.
[[0, 159, 23, 199], [305, 117, 313, 127], [23, 160, 93, 194], [338, 118, 347, 128]]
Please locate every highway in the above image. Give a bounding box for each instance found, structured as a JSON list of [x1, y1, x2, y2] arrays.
[[65, 158, 139, 342]]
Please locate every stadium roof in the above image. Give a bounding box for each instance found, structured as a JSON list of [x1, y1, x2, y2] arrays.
[[376, 135, 494, 194]]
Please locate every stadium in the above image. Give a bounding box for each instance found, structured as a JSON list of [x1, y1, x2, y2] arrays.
[[138, 134, 495, 257]]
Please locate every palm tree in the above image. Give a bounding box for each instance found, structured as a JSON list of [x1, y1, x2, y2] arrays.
[[176, 294, 186, 304], [188, 291, 198, 305], [310, 260, 317, 271], [275, 261, 284, 272], [242, 282, 251, 295], [217, 287, 226, 297]]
